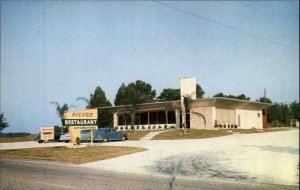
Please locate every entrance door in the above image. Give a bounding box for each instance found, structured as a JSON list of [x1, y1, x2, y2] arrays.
[[179, 111, 190, 128], [186, 110, 190, 128]]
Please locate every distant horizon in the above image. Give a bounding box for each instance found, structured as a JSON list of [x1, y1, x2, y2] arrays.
[[1, 1, 298, 133]]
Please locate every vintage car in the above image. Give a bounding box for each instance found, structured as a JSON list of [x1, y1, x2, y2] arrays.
[[80, 128, 128, 142], [80, 130, 93, 142], [59, 133, 70, 143]]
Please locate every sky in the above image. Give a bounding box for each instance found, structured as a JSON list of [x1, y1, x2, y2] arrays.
[[1, 1, 299, 133]]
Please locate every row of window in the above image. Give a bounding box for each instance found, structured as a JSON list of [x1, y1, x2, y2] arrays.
[[118, 111, 176, 126]]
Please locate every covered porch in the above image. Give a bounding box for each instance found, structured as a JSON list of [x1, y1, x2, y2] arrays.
[[114, 109, 180, 131], [100, 100, 182, 131]]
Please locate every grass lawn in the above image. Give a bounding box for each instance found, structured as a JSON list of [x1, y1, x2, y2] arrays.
[[126, 131, 150, 140], [0, 134, 36, 143], [152, 129, 231, 140], [0, 146, 147, 164]]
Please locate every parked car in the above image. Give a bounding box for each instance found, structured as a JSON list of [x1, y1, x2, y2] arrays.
[[79, 128, 128, 142], [94, 128, 128, 142], [59, 133, 70, 143], [80, 130, 93, 142]]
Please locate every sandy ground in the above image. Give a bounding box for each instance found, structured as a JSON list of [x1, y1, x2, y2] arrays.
[[80, 130, 299, 186]]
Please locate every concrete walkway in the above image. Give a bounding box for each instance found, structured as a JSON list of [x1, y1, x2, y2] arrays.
[[140, 130, 168, 140]]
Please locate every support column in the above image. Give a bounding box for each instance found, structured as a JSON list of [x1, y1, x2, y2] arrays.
[[165, 110, 168, 125], [113, 112, 118, 129], [175, 109, 180, 128]]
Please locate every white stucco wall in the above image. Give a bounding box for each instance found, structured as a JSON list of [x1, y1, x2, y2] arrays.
[[180, 77, 196, 99], [190, 107, 214, 129], [216, 108, 236, 124], [191, 107, 263, 129], [236, 109, 263, 129]]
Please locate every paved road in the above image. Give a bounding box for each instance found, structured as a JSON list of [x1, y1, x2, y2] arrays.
[[0, 159, 298, 190]]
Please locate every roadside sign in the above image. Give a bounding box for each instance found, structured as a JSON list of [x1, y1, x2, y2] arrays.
[[40, 127, 54, 142], [61, 119, 98, 126], [63, 109, 98, 145]]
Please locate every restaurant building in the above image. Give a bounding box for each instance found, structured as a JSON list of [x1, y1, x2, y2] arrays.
[[98, 78, 270, 131]]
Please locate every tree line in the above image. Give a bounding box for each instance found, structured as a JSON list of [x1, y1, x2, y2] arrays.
[[1, 80, 298, 133], [263, 100, 299, 127], [214, 94, 299, 127], [49, 79, 299, 129], [50, 80, 206, 129]]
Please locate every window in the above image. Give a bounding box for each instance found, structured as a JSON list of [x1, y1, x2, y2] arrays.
[[140, 112, 148, 125], [157, 111, 166, 124], [149, 112, 157, 124], [167, 111, 176, 124]]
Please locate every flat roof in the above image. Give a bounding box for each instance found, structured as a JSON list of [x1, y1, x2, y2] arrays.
[[97, 97, 271, 113], [202, 97, 271, 110]]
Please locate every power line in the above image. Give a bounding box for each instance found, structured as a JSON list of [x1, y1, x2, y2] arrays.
[[153, 1, 299, 51], [240, 2, 297, 25]]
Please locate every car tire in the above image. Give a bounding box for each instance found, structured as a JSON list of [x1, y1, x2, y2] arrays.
[[65, 140, 69, 143]]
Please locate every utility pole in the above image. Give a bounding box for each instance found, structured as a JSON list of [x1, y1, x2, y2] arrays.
[[264, 88, 266, 103], [263, 88, 268, 128]]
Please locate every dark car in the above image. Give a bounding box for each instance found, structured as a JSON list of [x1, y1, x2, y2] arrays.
[[94, 128, 128, 142], [80, 128, 127, 142]]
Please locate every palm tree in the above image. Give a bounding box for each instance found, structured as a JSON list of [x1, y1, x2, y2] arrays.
[[182, 94, 206, 133], [76, 97, 92, 108], [50, 102, 76, 134], [77, 86, 112, 109], [77, 87, 113, 128]]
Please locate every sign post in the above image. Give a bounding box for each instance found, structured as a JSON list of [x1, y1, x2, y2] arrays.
[[90, 129, 93, 146], [63, 109, 98, 145]]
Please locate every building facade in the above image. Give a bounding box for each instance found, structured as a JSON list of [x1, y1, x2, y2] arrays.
[[98, 97, 270, 131]]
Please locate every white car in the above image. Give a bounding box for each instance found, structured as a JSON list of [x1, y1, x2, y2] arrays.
[[59, 133, 70, 143]]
